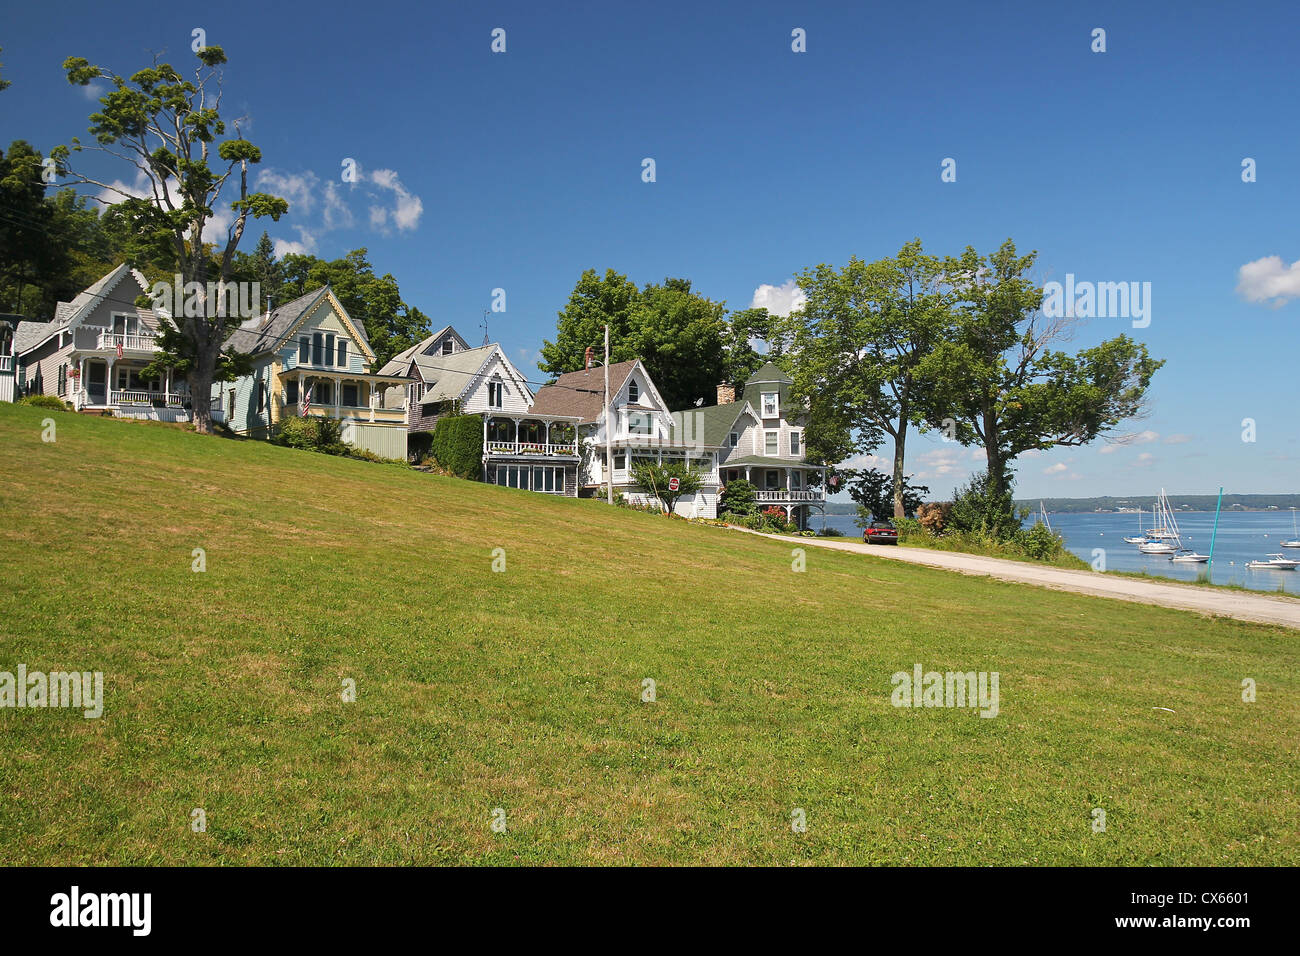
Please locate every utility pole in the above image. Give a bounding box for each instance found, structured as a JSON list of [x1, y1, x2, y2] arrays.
[[604, 323, 613, 505]]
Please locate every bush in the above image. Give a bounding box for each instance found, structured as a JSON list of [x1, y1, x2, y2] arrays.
[[916, 501, 951, 534], [273, 416, 324, 450], [17, 395, 69, 411], [948, 471, 1020, 540], [718, 478, 757, 516], [430, 414, 483, 480], [1015, 521, 1063, 561]]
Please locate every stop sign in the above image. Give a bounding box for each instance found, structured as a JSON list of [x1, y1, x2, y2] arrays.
[[668, 477, 680, 492]]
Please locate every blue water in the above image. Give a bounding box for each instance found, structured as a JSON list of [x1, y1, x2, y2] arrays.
[[817, 511, 1300, 596]]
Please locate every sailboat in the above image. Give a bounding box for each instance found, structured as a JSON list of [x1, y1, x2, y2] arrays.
[[1123, 505, 1149, 544], [1039, 501, 1052, 532], [1157, 488, 1210, 562], [1138, 493, 1176, 552], [1281, 507, 1300, 549]]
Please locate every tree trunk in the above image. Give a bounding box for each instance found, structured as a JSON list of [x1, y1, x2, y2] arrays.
[[983, 406, 1003, 497], [190, 367, 214, 434], [892, 395, 909, 519]]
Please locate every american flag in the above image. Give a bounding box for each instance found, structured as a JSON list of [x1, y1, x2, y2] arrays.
[[301, 384, 312, 415], [115, 340, 123, 359]]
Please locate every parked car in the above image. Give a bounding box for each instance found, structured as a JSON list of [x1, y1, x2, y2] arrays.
[[862, 518, 898, 545]]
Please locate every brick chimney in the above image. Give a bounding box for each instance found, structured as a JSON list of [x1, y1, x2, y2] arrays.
[[716, 383, 736, 405], [584, 346, 594, 370]]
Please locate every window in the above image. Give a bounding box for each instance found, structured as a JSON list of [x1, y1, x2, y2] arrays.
[[286, 380, 299, 404], [627, 380, 639, 403], [316, 382, 333, 406], [789, 430, 800, 456], [337, 340, 348, 367], [256, 385, 265, 413], [442, 338, 454, 355], [761, 391, 778, 417], [57, 364, 66, 396], [791, 471, 802, 489], [627, 412, 652, 435], [325, 333, 336, 366], [765, 470, 779, 490], [765, 430, 779, 455], [299, 337, 309, 364], [614, 453, 626, 470], [343, 383, 358, 407], [729, 431, 739, 448], [488, 380, 503, 408], [228, 388, 236, 417], [312, 333, 324, 366]]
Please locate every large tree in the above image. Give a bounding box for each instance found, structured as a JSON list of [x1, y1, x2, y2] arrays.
[[53, 47, 288, 433], [918, 239, 1164, 502], [539, 270, 732, 409], [783, 240, 954, 516]]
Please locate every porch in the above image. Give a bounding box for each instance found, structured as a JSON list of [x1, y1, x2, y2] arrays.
[[278, 370, 409, 425], [71, 355, 189, 416], [483, 415, 581, 460]]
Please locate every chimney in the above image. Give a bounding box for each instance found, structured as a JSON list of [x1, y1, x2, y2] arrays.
[[716, 383, 736, 405], [584, 346, 594, 370]]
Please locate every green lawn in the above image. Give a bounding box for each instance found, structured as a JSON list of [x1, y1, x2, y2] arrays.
[[1, 403, 1296, 865]]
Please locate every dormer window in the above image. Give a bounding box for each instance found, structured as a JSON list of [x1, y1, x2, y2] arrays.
[[298, 337, 309, 363], [337, 339, 348, 366], [488, 380, 504, 408], [761, 392, 778, 418], [442, 338, 454, 355], [628, 380, 639, 403]]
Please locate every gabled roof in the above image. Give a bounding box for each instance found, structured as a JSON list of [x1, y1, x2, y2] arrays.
[[741, 360, 796, 416], [413, 344, 520, 405], [376, 325, 469, 377], [744, 360, 793, 385], [528, 360, 637, 423], [13, 264, 153, 356], [224, 286, 329, 355], [669, 401, 745, 448]]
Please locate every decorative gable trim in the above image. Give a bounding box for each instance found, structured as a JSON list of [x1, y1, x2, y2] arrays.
[[279, 289, 375, 364]]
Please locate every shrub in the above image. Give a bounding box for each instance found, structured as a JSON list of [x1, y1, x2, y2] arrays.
[[273, 416, 323, 450], [718, 479, 757, 516], [17, 395, 69, 411], [916, 501, 951, 534], [948, 471, 1020, 540], [1015, 521, 1064, 561], [430, 414, 483, 480]]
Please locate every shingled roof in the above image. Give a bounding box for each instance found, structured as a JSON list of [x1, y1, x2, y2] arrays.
[[223, 287, 330, 356], [528, 360, 637, 423]]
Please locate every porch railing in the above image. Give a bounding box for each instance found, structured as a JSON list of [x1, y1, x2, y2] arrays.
[[755, 489, 823, 502], [486, 440, 578, 456], [98, 331, 159, 352], [109, 389, 186, 406]]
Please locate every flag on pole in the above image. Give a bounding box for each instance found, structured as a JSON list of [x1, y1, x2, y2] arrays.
[[302, 384, 312, 415], [116, 340, 123, 359]]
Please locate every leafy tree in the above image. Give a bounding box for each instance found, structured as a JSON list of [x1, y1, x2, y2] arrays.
[[627, 278, 729, 410], [721, 307, 775, 386], [539, 268, 641, 376], [947, 470, 1021, 540], [53, 47, 289, 433], [232, 231, 283, 309], [839, 467, 929, 527], [629, 459, 703, 513], [783, 240, 953, 517], [540, 270, 731, 409], [918, 239, 1164, 502], [0, 47, 12, 92], [0, 141, 65, 313], [718, 477, 758, 516]]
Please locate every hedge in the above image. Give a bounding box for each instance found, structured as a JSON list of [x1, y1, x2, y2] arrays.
[[430, 414, 483, 479]]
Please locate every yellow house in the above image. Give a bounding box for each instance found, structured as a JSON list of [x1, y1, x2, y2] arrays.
[[218, 286, 410, 458]]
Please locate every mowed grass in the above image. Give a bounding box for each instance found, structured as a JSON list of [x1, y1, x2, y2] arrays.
[[0, 404, 1296, 866]]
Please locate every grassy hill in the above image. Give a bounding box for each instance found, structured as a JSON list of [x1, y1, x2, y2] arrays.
[[1, 403, 1296, 865]]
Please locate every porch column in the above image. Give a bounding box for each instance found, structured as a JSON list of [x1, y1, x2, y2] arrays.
[[544, 420, 550, 450], [334, 376, 341, 418], [513, 418, 520, 444], [299, 372, 304, 413], [78, 357, 86, 408], [106, 357, 115, 404], [483, 415, 489, 453]]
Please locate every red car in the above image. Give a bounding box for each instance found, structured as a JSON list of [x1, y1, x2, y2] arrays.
[[862, 518, 898, 544]]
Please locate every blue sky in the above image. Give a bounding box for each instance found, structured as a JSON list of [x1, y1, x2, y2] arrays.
[[3, 0, 1297, 498]]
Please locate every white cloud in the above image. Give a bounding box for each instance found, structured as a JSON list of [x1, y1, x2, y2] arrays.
[[1101, 429, 1159, 453], [1043, 462, 1067, 475], [1135, 452, 1156, 467], [839, 453, 890, 471], [751, 279, 806, 317], [1237, 255, 1300, 307], [367, 168, 423, 233], [1164, 433, 1193, 444], [256, 169, 320, 216], [272, 226, 318, 257]]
